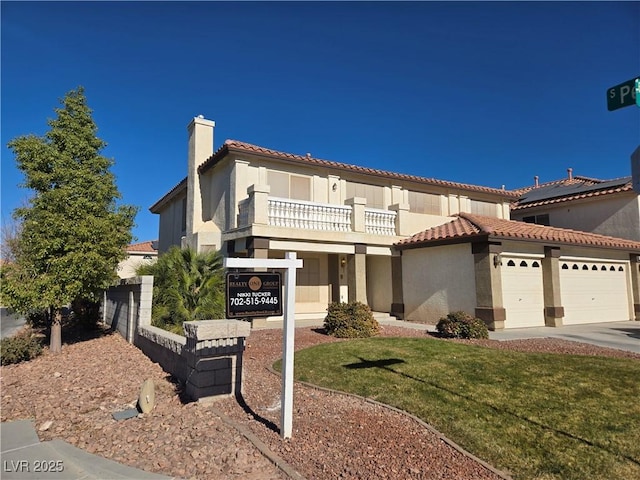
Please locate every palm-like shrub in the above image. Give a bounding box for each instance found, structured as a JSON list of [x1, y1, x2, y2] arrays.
[[137, 246, 225, 334]]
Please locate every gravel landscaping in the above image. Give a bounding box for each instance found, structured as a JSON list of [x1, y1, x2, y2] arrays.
[[2, 323, 638, 479]]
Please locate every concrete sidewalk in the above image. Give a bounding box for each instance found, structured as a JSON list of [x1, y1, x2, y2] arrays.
[[0, 420, 174, 480]]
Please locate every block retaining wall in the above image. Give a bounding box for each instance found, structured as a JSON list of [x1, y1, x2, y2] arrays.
[[104, 277, 250, 401]]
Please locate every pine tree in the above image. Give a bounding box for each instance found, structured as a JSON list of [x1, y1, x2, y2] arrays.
[[3, 87, 137, 352]]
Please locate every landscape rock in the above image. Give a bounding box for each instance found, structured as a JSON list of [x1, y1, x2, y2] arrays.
[[2, 324, 637, 480]]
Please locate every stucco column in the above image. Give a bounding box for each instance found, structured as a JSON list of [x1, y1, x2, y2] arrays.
[[542, 247, 564, 327], [346, 197, 366, 233], [247, 184, 270, 225], [630, 254, 640, 321], [390, 203, 411, 236], [247, 237, 269, 260], [472, 242, 505, 330], [390, 251, 404, 319], [347, 244, 368, 304], [391, 185, 404, 205]]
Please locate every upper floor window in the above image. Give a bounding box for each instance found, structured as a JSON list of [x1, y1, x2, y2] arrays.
[[522, 214, 550, 226], [268, 171, 311, 201], [408, 191, 441, 215], [346, 181, 385, 208], [470, 199, 498, 217]]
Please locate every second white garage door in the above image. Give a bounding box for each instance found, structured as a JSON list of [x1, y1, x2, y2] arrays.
[[560, 260, 630, 325], [501, 256, 545, 328]]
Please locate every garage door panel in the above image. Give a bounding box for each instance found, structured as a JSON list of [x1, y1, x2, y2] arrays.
[[560, 261, 629, 325], [502, 257, 545, 328]]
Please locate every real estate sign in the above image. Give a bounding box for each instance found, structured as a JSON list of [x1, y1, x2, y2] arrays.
[[226, 272, 282, 318]]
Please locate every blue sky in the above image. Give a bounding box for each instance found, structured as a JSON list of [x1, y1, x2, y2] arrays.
[[2, 1, 639, 244]]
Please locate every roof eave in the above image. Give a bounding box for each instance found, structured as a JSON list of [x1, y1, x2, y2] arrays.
[[207, 142, 518, 200], [149, 178, 187, 214]]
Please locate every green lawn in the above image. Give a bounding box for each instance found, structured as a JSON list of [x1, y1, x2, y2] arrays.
[[289, 337, 640, 480]]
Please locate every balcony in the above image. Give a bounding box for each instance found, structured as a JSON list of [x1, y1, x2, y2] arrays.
[[235, 186, 404, 241]]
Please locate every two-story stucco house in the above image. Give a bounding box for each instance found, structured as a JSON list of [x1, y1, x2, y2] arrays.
[[150, 117, 640, 329]]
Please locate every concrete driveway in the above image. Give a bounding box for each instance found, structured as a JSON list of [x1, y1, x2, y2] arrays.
[[488, 321, 640, 354]]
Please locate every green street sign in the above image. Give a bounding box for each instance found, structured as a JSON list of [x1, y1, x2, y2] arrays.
[[607, 76, 640, 111]]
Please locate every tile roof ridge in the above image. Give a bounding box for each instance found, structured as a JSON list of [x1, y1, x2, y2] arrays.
[[456, 212, 495, 234]]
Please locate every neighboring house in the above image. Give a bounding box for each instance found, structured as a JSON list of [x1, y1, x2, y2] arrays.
[[511, 169, 639, 242], [150, 116, 640, 328], [117, 240, 158, 279]]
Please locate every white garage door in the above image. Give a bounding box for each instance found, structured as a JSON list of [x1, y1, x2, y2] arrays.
[[501, 256, 545, 328], [560, 260, 630, 325]]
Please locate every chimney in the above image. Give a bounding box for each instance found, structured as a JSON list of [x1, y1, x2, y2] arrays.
[[186, 116, 215, 247], [567, 168, 573, 181], [534, 176, 539, 188]]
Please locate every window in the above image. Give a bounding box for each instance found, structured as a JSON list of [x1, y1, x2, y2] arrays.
[[470, 200, 498, 217], [408, 191, 441, 215], [268, 171, 311, 201], [522, 214, 550, 226], [346, 181, 385, 208]]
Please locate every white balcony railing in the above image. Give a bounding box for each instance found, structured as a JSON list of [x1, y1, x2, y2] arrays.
[[365, 208, 397, 236], [237, 193, 398, 236], [269, 197, 352, 231]]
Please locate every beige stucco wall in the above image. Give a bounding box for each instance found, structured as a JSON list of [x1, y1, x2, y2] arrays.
[[401, 212, 455, 237], [367, 256, 392, 313], [117, 253, 157, 279], [157, 192, 186, 253], [402, 243, 476, 323], [512, 193, 640, 241]]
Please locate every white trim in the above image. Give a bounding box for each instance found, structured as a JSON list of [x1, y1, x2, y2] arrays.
[[269, 240, 355, 254], [559, 256, 628, 264], [501, 252, 545, 259]]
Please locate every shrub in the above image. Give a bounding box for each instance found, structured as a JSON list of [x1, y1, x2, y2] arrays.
[[436, 311, 489, 339], [324, 302, 380, 338], [1, 332, 43, 365]]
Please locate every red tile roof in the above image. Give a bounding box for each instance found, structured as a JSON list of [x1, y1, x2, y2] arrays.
[[198, 140, 519, 199], [127, 241, 158, 254], [396, 213, 640, 251], [512, 176, 633, 210]]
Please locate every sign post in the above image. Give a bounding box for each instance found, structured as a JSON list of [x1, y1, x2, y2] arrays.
[[224, 252, 303, 439]]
